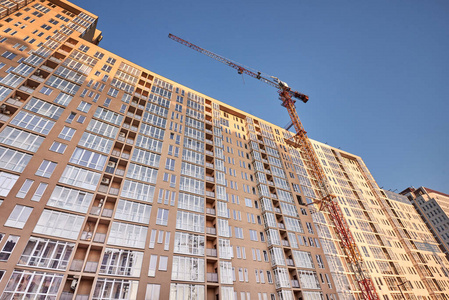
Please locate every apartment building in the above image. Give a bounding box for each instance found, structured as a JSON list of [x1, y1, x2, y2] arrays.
[[301, 141, 449, 300], [0, 1, 338, 299], [0, 1, 447, 300], [400, 187, 449, 258]]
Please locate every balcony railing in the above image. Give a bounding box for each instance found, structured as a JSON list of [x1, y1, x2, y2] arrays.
[[102, 208, 113, 218], [75, 296, 89, 300], [84, 261, 98, 273], [60, 292, 74, 300], [206, 191, 215, 198], [206, 248, 217, 257], [93, 233, 106, 243], [207, 272, 218, 283], [205, 162, 214, 168], [286, 259, 295, 267], [206, 227, 216, 235], [205, 150, 214, 156], [291, 279, 300, 288], [281, 240, 290, 247], [206, 176, 215, 183], [69, 259, 83, 272], [278, 223, 285, 229], [90, 206, 101, 216], [206, 208, 216, 215]]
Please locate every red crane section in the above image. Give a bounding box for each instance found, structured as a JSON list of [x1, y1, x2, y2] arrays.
[[169, 33, 379, 300]]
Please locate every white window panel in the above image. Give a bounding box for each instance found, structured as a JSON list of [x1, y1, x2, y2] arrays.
[[99, 248, 143, 277], [34, 209, 84, 240], [0, 126, 44, 152], [5, 205, 32, 228], [18, 237, 74, 270], [47, 185, 93, 213], [107, 221, 147, 249], [0, 146, 32, 172]]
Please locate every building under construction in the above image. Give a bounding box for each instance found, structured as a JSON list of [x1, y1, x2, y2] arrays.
[[0, 0, 447, 299]]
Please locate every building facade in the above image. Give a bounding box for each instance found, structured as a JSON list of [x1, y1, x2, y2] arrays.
[[400, 187, 449, 258], [0, 1, 447, 300]]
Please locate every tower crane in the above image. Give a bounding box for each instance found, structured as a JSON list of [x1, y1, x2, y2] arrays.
[[169, 33, 379, 300]]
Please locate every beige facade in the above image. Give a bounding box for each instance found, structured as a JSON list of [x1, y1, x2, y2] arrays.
[[0, 1, 447, 300]]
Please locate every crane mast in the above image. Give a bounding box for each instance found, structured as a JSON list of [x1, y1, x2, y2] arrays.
[[169, 33, 379, 300]]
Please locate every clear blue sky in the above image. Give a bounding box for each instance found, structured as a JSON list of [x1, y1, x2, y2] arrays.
[[72, 0, 449, 194]]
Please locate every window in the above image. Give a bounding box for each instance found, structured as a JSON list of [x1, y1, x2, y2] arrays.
[[235, 227, 244, 239], [107, 87, 119, 97], [165, 158, 175, 171], [34, 209, 84, 240], [1, 51, 17, 60], [0, 270, 64, 299], [93, 278, 138, 299], [100, 248, 143, 277], [5, 205, 32, 228], [49, 141, 67, 154], [18, 237, 74, 270], [58, 126, 76, 140], [115, 199, 151, 224], [16, 179, 34, 198], [146, 284, 161, 300], [159, 256, 168, 271], [156, 208, 169, 226], [0, 171, 19, 196], [77, 101, 91, 113], [107, 221, 147, 249], [31, 182, 47, 202], [149, 255, 157, 276], [171, 256, 204, 282], [0, 235, 20, 261], [103, 98, 111, 107], [66, 112, 76, 123], [39, 86, 53, 95], [35, 160, 57, 178]]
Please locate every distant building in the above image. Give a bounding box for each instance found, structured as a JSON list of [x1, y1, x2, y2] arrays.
[[401, 187, 449, 257]]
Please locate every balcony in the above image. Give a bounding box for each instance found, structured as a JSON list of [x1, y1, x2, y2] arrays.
[[206, 227, 216, 235], [205, 162, 214, 168], [206, 248, 217, 257], [278, 223, 285, 229], [205, 139, 213, 145], [274, 207, 281, 213], [206, 191, 215, 198], [286, 259, 295, 267], [207, 272, 218, 283], [206, 176, 215, 183], [69, 259, 84, 272]]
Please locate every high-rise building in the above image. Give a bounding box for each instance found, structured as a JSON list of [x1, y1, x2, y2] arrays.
[[400, 187, 449, 258], [0, 1, 447, 300]]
